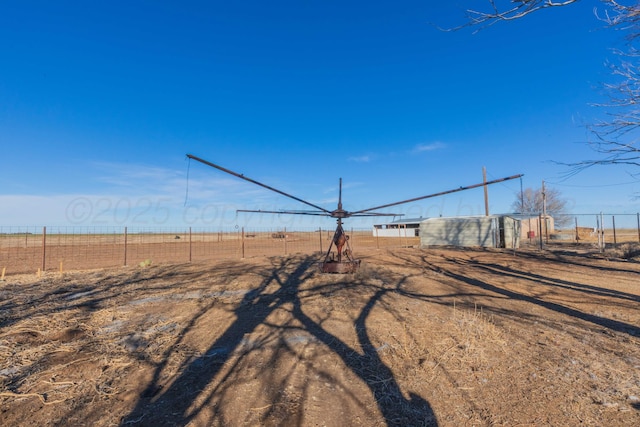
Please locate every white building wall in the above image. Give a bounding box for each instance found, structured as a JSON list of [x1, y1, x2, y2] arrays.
[[372, 227, 416, 238]]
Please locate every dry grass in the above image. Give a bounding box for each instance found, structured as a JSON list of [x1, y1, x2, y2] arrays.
[[617, 242, 640, 260], [1, 247, 639, 426]]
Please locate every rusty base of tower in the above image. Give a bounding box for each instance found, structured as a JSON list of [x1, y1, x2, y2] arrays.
[[320, 259, 361, 274], [320, 220, 360, 274]]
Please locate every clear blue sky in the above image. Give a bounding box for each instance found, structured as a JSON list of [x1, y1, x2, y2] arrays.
[[1, 0, 638, 229]]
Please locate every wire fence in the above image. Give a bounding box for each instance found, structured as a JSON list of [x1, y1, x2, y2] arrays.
[[2, 214, 638, 276], [520, 213, 640, 251], [0, 226, 420, 276]]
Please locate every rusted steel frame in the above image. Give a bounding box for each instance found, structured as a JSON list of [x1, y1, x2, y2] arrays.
[[351, 174, 524, 215], [187, 154, 331, 214]]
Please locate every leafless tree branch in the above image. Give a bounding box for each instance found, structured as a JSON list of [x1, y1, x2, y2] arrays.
[[575, 2, 640, 174], [441, 0, 582, 33], [447, 1, 640, 180]]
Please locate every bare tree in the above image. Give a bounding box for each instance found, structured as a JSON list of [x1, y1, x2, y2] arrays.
[[513, 186, 570, 225], [444, 0, 581, 33], [573, 2, 640, 175], [448, 1, 640, 176]]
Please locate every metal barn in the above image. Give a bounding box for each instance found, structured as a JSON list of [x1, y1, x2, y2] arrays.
[[419, 215, 521, 249]]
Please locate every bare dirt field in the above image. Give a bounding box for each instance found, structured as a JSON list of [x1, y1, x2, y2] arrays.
[[1, 245, 639, 426]]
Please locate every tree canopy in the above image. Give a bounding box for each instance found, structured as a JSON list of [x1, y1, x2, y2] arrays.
[[513, 186, 571, 226], [513, 186, 568, 216]]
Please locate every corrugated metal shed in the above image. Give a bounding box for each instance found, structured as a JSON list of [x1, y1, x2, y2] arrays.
[[419, 216, 520, 248]]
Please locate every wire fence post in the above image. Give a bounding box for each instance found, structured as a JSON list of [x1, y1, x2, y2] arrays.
[[600, 212, 605, 252], [596, 214, 604, 253], [538, 214, 543, 250], [612, 216, 618, 247], [41, 226, 46, 272], [189, 227, 192, 262], [596, 215, 601, 252], [123, 227, 128, 266], [284, 227, 287, 255], [574, 217, 579, 243], [544, 215, 549, 244], [318, 227, 322, 253], [241, 227, 245, 259]]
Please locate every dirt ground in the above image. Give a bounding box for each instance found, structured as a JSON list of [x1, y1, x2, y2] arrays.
[[1, 245, 639, 426]]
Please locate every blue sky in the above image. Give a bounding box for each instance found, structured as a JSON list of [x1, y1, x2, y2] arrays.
[[1, 0, 639, 229]]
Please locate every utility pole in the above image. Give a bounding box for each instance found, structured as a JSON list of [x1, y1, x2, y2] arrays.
[[483, 166, 489, 216], [542, 180, 548, 242]]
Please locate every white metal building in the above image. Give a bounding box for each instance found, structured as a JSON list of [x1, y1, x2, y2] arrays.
[[372, 218, 425, 237]]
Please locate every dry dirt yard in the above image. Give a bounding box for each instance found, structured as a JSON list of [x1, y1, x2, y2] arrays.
[[1, 246, 639, 426]]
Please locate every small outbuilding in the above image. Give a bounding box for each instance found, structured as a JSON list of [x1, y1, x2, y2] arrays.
[[419, 215, 521, 249], [511, 214, 554, 239], [372, 217, 425, 237]]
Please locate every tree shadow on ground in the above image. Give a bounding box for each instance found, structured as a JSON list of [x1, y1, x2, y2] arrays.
[[0, 263, 214, 329], [516, 245, 640, 273], [388, 249, 640, 339], [120, 254, 437, 426]]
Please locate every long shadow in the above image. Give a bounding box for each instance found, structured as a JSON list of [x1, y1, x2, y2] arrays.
[[429, 255, 640, 338], [384, 249, 640, 330], [0, 261, 271, 426], [291, 277, 436, 426], [0, 263, 227, 330], [121, 256, 310, 425], [515, 247, 640, 274], [471, 260, 640, 304], [120, 254, 438, 426]]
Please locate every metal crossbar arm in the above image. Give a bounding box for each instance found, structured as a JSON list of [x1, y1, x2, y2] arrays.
[[187, 154, 332, 215], [351, 174, 524, 215]]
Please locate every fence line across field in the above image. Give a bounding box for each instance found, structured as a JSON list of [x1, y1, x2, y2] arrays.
[[0, 226, 420, 276], [531, 213, 640, 251], [1, 214, 639, 276]]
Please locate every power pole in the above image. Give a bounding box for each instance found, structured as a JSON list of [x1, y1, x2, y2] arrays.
[[483, 166, 489, 216], [542, 180, 548, 242]]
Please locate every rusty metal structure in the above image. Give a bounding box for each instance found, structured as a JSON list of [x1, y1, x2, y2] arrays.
[[186, 154, 523, 273]]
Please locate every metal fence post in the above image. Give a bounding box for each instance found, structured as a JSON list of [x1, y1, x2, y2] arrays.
[[41, 226, 46, 272], [600, 212, 605, 252], [189, 227, 192, 262], [612, 216, 617, 247], [538, 214, 543, 250], [318, 227, 322, 253], [241, 227, 245, 259], [123, 227, 128, 266]]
